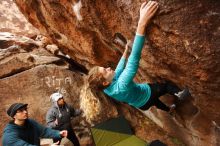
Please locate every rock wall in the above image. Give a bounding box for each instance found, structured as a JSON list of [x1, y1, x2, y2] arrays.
[[0, 0, 39, 36], [9, 0, 220, 145]]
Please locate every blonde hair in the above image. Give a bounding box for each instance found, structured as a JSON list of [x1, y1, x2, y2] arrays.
[[80, 84, 102, 124], [79, 66, 117, 125], [87, 66, 107, 90]]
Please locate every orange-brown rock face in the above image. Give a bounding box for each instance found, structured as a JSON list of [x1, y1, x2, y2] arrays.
[[0, 0, 38, 36], [14, 0, 220, 145]]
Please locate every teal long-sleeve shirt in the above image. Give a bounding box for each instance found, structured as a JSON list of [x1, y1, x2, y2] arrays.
[[104, 35, 151, 108], [2, 119, 61, 146]]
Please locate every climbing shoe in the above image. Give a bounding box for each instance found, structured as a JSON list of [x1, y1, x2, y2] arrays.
[[174, 88, 190, 100]]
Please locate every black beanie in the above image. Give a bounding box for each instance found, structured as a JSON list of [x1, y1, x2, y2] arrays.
[[7, 103, 28, 118]]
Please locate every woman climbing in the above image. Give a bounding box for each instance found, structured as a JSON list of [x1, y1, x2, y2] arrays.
[[85, 1, 190, 114]]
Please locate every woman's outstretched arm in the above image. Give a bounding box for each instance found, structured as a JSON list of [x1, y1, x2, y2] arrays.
[[114, 41, 132, 79], [137, 1, 159, 35], [118, 1, 159, 85], [122, 41, 132, 59]]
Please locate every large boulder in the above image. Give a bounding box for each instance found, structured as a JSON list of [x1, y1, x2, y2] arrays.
[[11, 0, 220, 145]]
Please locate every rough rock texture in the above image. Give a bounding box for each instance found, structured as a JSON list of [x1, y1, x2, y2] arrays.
[[11, 0, 220, 145], [0, 0, 38, 36], [0, 33, 182, 146]]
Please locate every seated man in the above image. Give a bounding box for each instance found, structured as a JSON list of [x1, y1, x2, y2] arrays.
[[2, 102, 67, 146]]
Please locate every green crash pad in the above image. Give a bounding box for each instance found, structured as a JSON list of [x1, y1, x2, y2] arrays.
[[113, 135, 147, 146], [91, 116, 148, 146]]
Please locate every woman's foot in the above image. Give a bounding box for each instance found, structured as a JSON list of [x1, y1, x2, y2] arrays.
[[175, 88, 190, 100]]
